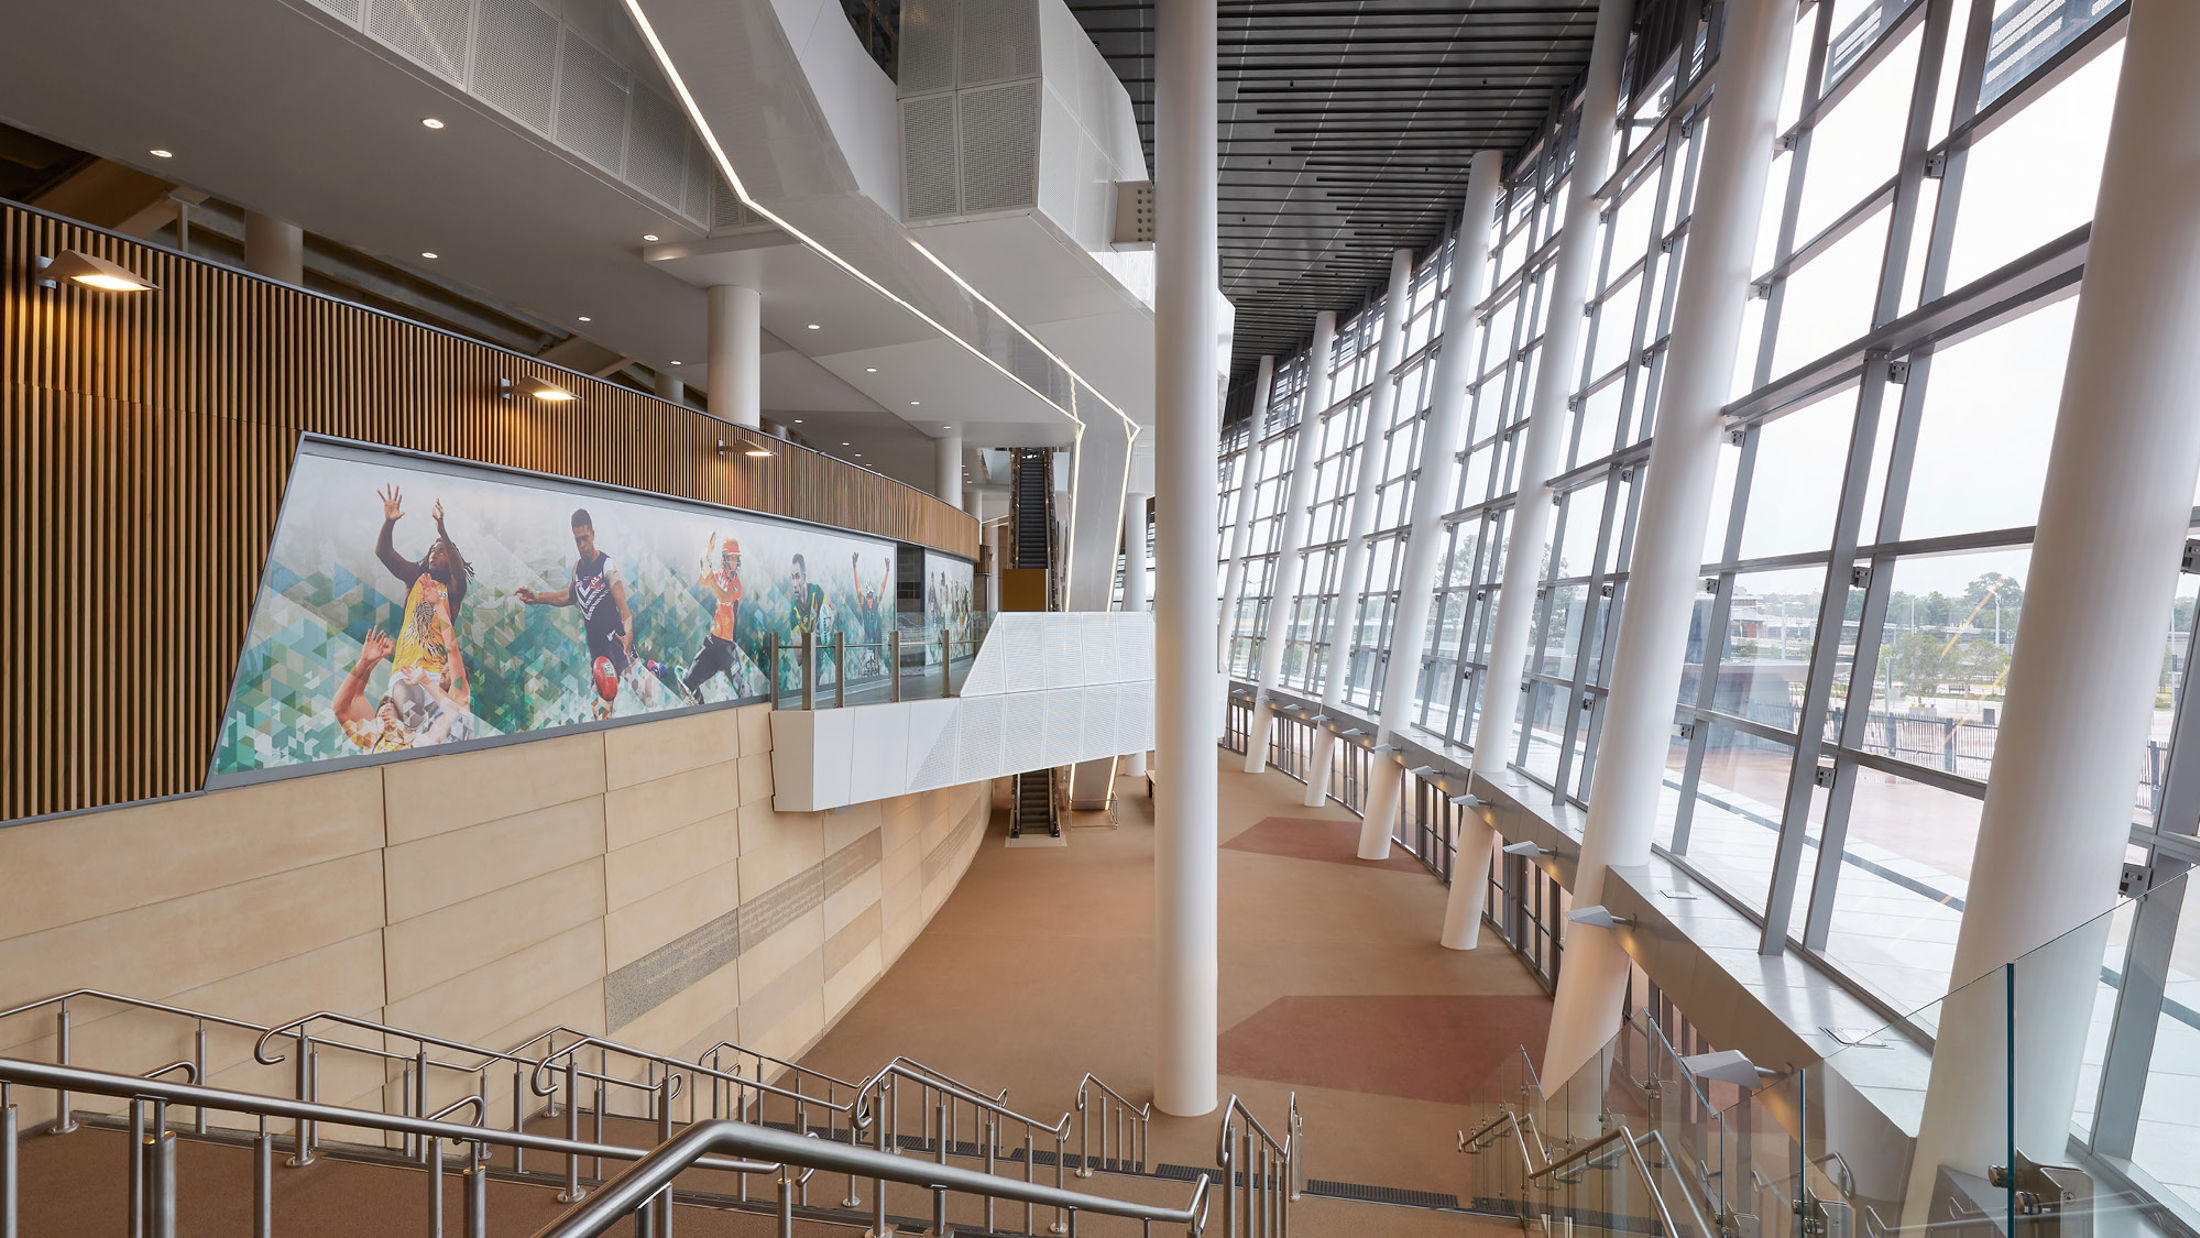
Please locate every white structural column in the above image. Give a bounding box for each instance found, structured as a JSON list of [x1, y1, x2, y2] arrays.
[[1450, 0, 1633, 940], [242, 212, 304, 285], [654, 371, 686, 404], [1905, 0, 2200, 1213], [1350, 152, 1505, 869], [963, 489, 984, 520], [1471, 0, 1633, 783], [936, 430, 965, 507], [1217, 355, 1276, 664], [1244, 311, 1338, 774], [706, 284, 762, 428], [1152, 0, 1219, 1120], [1309, 249, 1414, 817], [1540, 0, 1791, 1088], [1124, 490, 1153, 775]]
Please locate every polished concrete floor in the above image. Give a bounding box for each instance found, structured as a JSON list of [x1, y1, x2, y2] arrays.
[[794, 753, 1552, 1233]]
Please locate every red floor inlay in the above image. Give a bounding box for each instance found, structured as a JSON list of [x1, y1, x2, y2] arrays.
[[1218, 995, 1553, 1106], [1223, 815, 1432, 874]]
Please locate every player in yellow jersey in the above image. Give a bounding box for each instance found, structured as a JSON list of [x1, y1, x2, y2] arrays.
[[374, 484, 475, 738], [332, 626, 464, 753]]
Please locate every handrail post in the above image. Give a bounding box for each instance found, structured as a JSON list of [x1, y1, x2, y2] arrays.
[[777, 1167, 796, 1238], [1078, 1099, 1092, 1178], [427, 1130, 445, 1238], [984, 1112, 999, 1234], [146, 1111, 177, 1238], [1051, 1128, 1068, 1234], [2, 1090, 17, 1238], [558, 1056, 584, 1204], [801, 630, 816, 710], [889, 631, 902, 702], [288, 1035, 316, 1166], [129, 1099, 146, 1237], [462, 1142, 490, 1238], [50, 1008, 75, 1135], [253, 1129, 274, 1238], [191, 1026, 208, 1136]]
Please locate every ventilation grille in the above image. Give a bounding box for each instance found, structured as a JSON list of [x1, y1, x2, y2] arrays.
[[303, 0, 364, 26], [625, 87, 689, 205], [557, 34, 632, 173], [472, 0, 559, 134], [957, 0, 1038, 85], [957, 80, 1039, 214], [368, 0, 470, 81], [897, 0, 957, 95], [901, 94, 961, 220], [957, 697, 1004, 784]]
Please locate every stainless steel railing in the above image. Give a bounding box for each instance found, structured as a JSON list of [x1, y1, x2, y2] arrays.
[[529, 1116, 1213, 1238], [852, 1055, 1077, 1237], [0, 1055, 782, 1238], [1074, 1073, 1151, 1177], [1216, 1093, 1298, 1238]]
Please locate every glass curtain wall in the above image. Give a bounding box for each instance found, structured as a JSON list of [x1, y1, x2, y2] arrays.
[[1215, 0, 2200, 1179], [1223, 356, 1309, 678], [1281, 303, 1387, 691]]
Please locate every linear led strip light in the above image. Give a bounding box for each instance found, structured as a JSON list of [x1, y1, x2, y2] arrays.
[[618, 0, 1141, 447]]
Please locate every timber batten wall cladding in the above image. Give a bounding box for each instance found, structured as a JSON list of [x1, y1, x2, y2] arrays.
[[1, 201, 980, 823]]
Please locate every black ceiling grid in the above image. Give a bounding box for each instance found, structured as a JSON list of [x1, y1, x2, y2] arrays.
[[1064, 0, 1607, 393]]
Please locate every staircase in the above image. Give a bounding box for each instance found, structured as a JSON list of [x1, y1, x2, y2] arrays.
[[0, 989, 1306, 1238]]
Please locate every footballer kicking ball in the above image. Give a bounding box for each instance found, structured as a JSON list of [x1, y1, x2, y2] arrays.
[[593, 656, 620, 702]]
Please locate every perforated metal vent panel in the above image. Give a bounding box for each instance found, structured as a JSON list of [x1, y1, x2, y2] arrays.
[[625, 87, 689, 207], [912, 724, 959, 790], [900, 94, 960, 220], [1041, 615, 1082, 689], [1001, 693, 1044, 773], [957, 696, 1004, 784], [471, 0, 560, 134], [957, 0, 1038, 85], [681, 146, 715, 225], [303, 0, 363, 28], [1043, 691, 1084, 767], [556, 33, 631, 174], [368, 0, 471, 81], [712, 179, 749, 231], [957, 81, 1039, 214], [897, 0, 956, 95]]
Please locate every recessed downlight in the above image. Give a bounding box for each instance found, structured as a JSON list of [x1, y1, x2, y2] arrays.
[[864, 366, 878, 373], [148, 148, 174, 159], [669, 360, 682, 366], [642, 233, 660, 242], [841, 441, 851, 447], [420, 251, 439, 260], [577, 316, 592, 323], [909, 401, 921, 407], [805, 323, 821, 330], [421, 117, 445, 130]]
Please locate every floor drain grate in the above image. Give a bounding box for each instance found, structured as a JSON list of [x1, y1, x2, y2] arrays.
[[1305, 1179, 1461, 1210]]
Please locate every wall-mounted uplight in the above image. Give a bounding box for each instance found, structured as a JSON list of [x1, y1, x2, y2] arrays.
[[1565, 905, 1632, 930], [499, 376, 576, 402], [37, 250, 158, 292], [714, 439, 774, 458], [744, 447, 773, 458]]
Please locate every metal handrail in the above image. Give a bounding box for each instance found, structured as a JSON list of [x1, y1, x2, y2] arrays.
[[1525, 1124, 1717, 1238], [1073, 1073, 1150, 1176], [851, 1056, 1052, 1134], [528, 1118, 1213, 1238], [1216, 1094, 1296, 1238], [849, 1056, 1072, 1237], [0, 988, 268, 1033]]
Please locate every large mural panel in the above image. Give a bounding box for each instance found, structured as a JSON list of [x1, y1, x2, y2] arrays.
[[212, 438, 897, 782]]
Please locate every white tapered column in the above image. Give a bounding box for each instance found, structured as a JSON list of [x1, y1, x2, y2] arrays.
[[1905, 0, 2200, 1214], [707, 285, 762, 428], [1448, 0, 1633, 944], [1217, 355, 1276, 665], [936, 429, 964, 507], [1124, 490, 1152, 775], [1332, 152, 1503, 889], [1540, 0, 1792, 1088], [1153, 0, 1219, 1120], [1309, 249, 1412, 820], [1245, 312, 1338, 774]]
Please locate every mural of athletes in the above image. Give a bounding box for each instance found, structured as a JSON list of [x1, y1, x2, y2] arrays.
[[211, 438, 898, 783], [919, 550, 978, 666]]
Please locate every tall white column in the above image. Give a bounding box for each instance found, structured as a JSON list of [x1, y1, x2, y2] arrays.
[[1472, 0, 1634, 785], [242, 212, 304, 285], [654, 371, 686, 405], [1308, 249, 1414, 816], [1540, 0, 1792, 1089], [1245, 311, 1338, 774], [1905, 0, 2200, 1214], [1124, 490, 1153, 776], [936, 429, 965, 507], [1448, 0, 1633, 943], [706, 285, 762, 428], [1347, 152, 1505, 870], [1152, 0, 1219, 1121], [963, 489, 984, 520], [1217, 355, 1276, 665]]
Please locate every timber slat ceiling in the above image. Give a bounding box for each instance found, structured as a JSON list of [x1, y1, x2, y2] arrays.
[[1064, 0, 1602, 384]]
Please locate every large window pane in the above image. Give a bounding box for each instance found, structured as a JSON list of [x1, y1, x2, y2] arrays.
[[1819, 769, 1977, 1013], [1900, 299, 2075, 540], [1946, 42, 2121, 288], [1739, 391, 1856, 561], [1722, 567, 1826, 733], [1679, 724, 1793, 916]]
